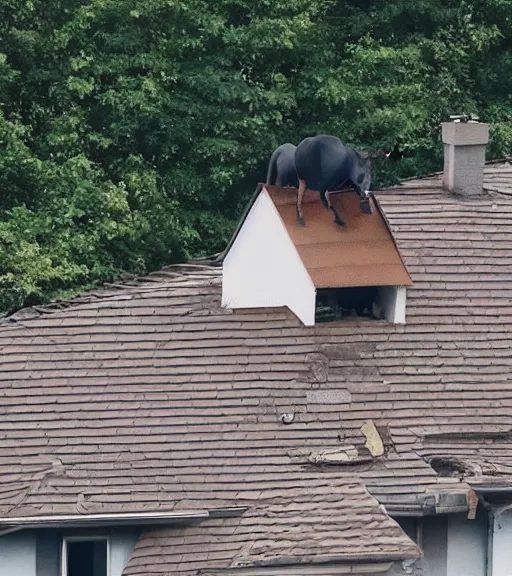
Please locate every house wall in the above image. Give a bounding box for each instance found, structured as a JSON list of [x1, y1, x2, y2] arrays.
[[422, 515, 448, 576], [388, 516, 447, 576], [491, 509, 512, 576], [389, 514, 488, 576], [109, 530, 140, 576], [0, 528, 139, 576], [0, 531, 37, 576], [222, 188, 316, 326], [36, 532, 60, 576], [446, 513, 487, 576]]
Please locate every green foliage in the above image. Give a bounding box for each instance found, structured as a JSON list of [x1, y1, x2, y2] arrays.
[[0, 0, 511, 313]]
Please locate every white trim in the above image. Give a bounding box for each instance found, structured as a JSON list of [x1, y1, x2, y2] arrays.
[[393, 286, 407, 324], [489, 505, 512, 576], [377, 285, 407, 324], [61, 535, 110, 576]]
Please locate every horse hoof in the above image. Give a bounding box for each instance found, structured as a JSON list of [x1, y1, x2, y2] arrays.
[[297, 215, 306, 227], [332, 215, 345, 226]]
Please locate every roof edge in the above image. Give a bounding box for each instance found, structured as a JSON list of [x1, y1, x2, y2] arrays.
[[396, 155, 512, 184], [369, 194, 413, 287], [218, 183, 264, 263], [0, 509, 210, 531]]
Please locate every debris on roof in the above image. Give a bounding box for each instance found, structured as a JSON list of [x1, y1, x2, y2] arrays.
[[306, 446, 373, 466], [361, 420, 385, 457]]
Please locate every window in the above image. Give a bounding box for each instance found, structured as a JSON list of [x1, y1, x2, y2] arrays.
[[61, 537, 109, 576]]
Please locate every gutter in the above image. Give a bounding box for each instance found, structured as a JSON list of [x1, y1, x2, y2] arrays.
[[244, 552, 420, 566], [0, 509, 210, 535], [387, 490, 469, 517], [473, 486, 512, 495]]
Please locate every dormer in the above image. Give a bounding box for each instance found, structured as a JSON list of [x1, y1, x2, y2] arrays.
[[221, 185, 412, 326]]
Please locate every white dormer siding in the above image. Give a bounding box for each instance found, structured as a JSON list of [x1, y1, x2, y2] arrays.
[[378, 285, 407, 324], [222, 188, 317, 325]]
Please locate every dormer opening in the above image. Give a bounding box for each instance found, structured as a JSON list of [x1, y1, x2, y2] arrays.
[[316, 286, 378, 322], [315, 285, 406, 324]]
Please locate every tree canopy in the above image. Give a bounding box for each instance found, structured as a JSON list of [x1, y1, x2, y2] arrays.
[[1, 0, 511, 313]]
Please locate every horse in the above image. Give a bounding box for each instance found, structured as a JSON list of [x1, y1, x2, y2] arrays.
[[294, 135, 373, 226]]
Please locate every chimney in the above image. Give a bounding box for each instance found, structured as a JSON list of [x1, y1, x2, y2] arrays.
[[442, 119, 489, 196]]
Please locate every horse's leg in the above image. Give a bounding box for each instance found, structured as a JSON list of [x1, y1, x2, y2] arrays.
[[358, 188, 372, 214], [296, 179, 306, 226], [325, 190, 345, 226]]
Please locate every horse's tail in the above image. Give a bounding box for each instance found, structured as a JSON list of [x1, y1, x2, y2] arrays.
[[266, 148, 279, 185]]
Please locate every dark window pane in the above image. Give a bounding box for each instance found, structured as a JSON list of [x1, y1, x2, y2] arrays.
[[67, 540, 107, 576]]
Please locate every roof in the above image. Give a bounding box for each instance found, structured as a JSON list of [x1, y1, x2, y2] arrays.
[[123, 478, 419, 576], [0, 265, 421, 569], [1, 159, 512, 573], [398, 157, 512, 196], [227, 185, 413, 288]]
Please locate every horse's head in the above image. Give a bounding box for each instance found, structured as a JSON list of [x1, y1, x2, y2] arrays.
[[356, 148, 399, 192], [355, 150, 372, 193]]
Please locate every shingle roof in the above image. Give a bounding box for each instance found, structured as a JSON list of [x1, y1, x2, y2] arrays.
[[123, 478, 419, 576], [1, 159, 512, 573], [0, 265, 421, 568]]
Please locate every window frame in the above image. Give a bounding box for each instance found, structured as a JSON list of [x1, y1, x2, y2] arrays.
[[61, 535, 110, 576]]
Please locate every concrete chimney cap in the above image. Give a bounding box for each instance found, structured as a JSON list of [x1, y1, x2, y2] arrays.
[[442, 121, 489, 146]]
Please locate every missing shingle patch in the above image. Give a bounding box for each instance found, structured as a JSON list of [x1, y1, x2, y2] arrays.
[[307, 389, 351, 404]]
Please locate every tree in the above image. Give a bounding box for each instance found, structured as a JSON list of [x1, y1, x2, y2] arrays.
[[0, 0, 511, 313]]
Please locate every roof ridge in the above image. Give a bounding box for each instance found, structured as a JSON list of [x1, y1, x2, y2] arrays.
[[1, 261, 221, 327], [398, 156, 512, 183]]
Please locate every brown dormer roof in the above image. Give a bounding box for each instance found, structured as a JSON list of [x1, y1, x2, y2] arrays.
[[264, 186, 412, 288]]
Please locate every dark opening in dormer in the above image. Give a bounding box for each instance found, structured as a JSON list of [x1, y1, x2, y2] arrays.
[[316, 287, 379, 322], [315, 285, 405, 323]]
